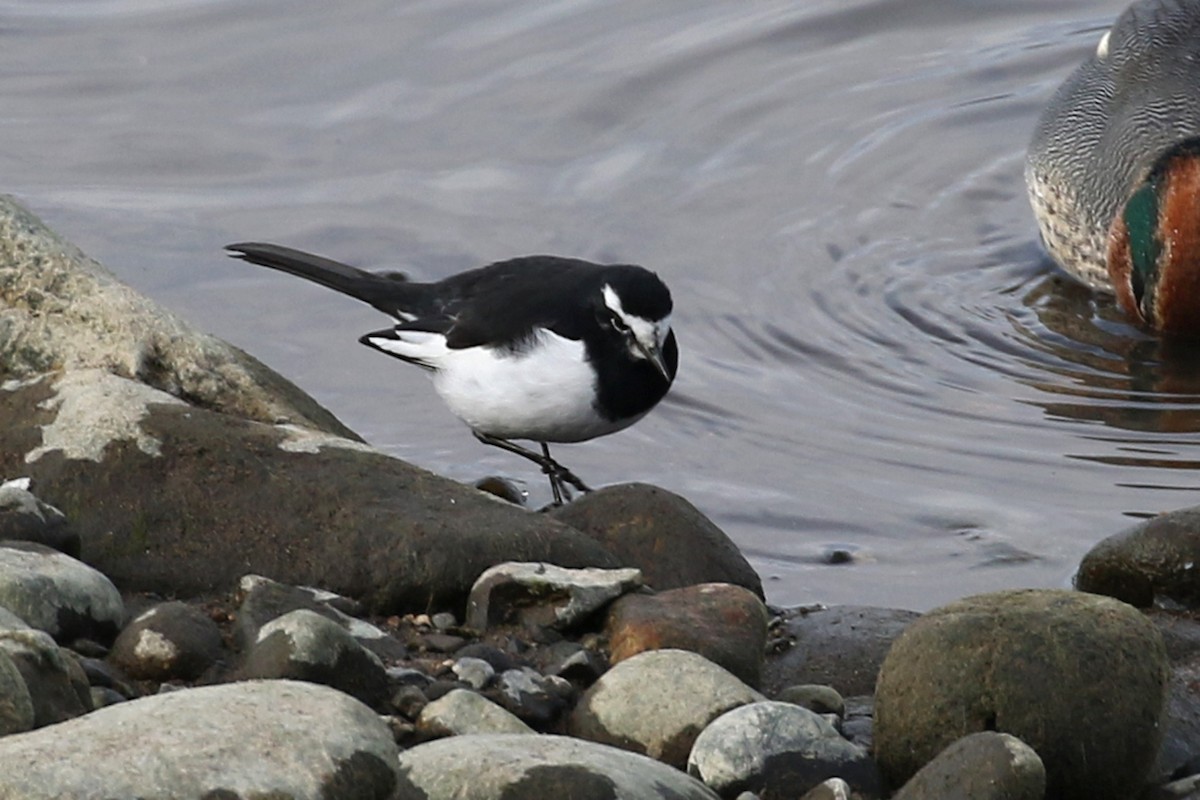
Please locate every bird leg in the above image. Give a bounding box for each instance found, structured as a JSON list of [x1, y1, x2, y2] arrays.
[[472, 432, 592, 505]]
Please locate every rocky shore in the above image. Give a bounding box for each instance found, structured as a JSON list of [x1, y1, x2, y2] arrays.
[[1, 193, 1199, 799]]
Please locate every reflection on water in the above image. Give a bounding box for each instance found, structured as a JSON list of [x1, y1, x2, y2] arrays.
[[3, 0, 1185, 610]]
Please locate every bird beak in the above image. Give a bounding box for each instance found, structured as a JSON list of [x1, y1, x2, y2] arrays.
[[637, 340, 671, 384]]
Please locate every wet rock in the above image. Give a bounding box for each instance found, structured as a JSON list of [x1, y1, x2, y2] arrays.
[[763, 605, 920, 697], [1077, 508, 1200, 607], [416, 688, 535, 737], [874, 589, 1168, 800], [0, 540, 123, 642], [234, 574, 405, 660], [109, 600, 223, 681], [606, 582, 769, 688], [395, 733, 720, 799], [569, 648, 764, 767], [891, 732, 1045, 800], [0, 478, 78, 557], [239, 609, 389, 707], [776, 684, 845, 717], [452, 656, 495, 690], [551, 483, 763, 598], [495, 667, 571, 725], [686, 701, 881, 798], [0, 628, 91, 727], [0, 647, 33, 735], [0, 679, 399, 798], [465, 561, 642, 632]]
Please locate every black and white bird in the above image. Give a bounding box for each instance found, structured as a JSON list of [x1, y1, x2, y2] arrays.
[[226, 243, 678, 504]]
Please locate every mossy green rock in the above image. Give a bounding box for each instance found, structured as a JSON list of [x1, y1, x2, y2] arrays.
[[1076, 507, 1200, 608], [874, 589, 1168, 800]]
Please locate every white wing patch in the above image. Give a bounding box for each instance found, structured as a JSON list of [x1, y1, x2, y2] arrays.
[[363, 330, 450, 368]]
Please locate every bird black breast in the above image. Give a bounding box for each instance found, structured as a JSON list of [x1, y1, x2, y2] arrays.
[[589, 329, 679, 422]]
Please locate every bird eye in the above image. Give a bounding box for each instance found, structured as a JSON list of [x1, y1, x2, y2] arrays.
[[609, 314, 631, 334]]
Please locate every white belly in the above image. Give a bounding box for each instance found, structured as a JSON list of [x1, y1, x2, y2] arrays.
[[430, 330, 633, 443]]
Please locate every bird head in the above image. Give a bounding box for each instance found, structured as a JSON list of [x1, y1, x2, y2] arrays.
[[595, 273, 675, 384], [1108, 139, 1200, 336]]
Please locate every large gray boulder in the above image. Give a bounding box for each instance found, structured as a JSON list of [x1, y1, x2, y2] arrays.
[[0, 197, 622, 612], [395, 733, 720, 799], [0, 540, 123, 642], [0, 680, 399, 799]]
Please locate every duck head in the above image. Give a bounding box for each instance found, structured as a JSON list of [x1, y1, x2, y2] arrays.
[[1108, 138, 1200, 336]]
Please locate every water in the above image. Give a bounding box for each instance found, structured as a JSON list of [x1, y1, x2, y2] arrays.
[[4, 0, 1180, 611]]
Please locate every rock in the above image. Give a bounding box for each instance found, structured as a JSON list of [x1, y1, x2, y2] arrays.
[[799, 778, 851, 800], [109, 600, 223, 681], [0, 368, 624, 612], [686, 701, 881, 798], [454, 642, 524, 673], [0, 195, 354, 436], [391, 684, 428, 719], [0, 628, 91, 727], [452, 656, 495, 690], [874, 589, 1169, 800], [1155, 659, 1200, 782], [416, 688, 535, 737], [891, 732, 1046, 800], [763, 605, 920, 698], [840, 695, 874, 750], [776, 684, 845, 717], [606, 582, 769, 688], [495, 667, 571, 725], [0, 606, 29, 631], [1077, 508, 1200, 607], [551, 483, 763, 598], [234, 574, 405, 660], [395, 733, 720, 799], [465, 562, 642, 632], [0, 647, 33, 735], [0, 540, 123, 642], [0, 478, 78, 557], [542, 640, 607, 684], [0, 680, 399, 798], [569, 648, 764, 767], [239, 609, 389, 707]]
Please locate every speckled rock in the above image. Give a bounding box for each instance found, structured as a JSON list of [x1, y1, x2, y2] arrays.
[[891, 732, 1045, 800], [569, 648, 764, 767], [239, 608, 389, 707], [416, 688, 535, 737], [606, 582, 769, 688], [763, 605, 920, 698], [0, 647, 33, 735], [551, 483, 763, 598], [465, 562, 642, 632], [874, 590, 1168, 800], [0, 680, 399, 799], [686, 701, 881, 798], [0, 540, 123, 642], [0, 628, 91, 727], [109, 601, 223, 681], [395, 733, 720, 799], [0, 478, 78, 558], [1077, 507, 1200, 607]]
